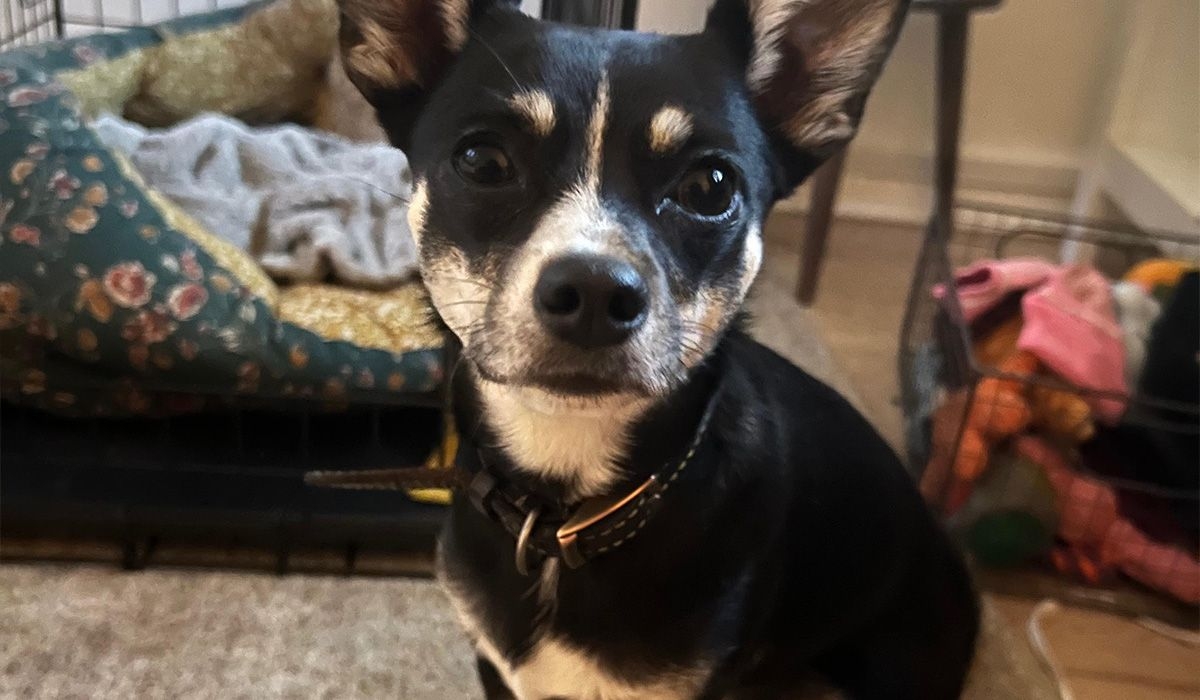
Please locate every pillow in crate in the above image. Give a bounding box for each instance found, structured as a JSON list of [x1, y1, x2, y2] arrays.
[[0, 6, 444, 417]]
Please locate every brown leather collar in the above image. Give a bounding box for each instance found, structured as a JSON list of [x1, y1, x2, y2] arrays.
[[306, 384, 721, 575]]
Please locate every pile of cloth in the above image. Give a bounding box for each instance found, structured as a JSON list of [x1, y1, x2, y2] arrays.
[[62, 0, 419, 290], [920, 257, 1199, 604], [91, 112, 417, 289]]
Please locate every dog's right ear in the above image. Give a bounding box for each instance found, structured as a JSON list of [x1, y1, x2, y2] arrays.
[[337, 0, 518, 147], [705, 0, 909, 195]]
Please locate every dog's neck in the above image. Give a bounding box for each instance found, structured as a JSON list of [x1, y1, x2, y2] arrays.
[[454, 348, 723, 505], [476, 375, 651, 500]]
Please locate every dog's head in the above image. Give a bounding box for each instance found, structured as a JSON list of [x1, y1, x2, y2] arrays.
[[339, 0, 907, 403]]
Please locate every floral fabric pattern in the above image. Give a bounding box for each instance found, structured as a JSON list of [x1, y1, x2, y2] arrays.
[[0, 18, 444, 417]]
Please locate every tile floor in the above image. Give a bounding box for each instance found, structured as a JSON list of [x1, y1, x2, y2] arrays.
[[763, 211, 1199, 700]]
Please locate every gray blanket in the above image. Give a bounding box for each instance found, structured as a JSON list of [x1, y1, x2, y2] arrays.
[[93, 113, 416, 289]]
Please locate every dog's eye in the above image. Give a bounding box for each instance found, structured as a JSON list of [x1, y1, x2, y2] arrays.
[[454, 142, 515, 186], [673, 161, 738, 218]]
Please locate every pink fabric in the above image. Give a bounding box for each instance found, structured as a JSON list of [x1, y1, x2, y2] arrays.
[[1017, 265, 1127, 423], [1017, 437, 1200, 604], [933, 257, 1056, 322]]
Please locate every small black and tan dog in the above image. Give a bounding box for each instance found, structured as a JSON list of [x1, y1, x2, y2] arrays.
[[336, 0, 979, 697]]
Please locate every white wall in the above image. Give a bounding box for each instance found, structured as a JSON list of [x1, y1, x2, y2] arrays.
[[1099, 0, 1200, 230], [635, 0, 1146, 222], [637, 0, 709, 34]]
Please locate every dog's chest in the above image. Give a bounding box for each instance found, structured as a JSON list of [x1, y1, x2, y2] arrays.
[[487, 633, 700, 700], [439, 552, 710, 700]]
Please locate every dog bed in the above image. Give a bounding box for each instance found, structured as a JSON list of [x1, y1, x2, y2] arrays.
[[0, 0, 444, 417]]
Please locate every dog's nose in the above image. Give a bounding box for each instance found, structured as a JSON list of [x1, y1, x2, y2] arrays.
[[534, 255, 648, 348]]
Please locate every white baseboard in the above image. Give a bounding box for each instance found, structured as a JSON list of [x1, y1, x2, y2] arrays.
[[775, 145, 1081, 225]]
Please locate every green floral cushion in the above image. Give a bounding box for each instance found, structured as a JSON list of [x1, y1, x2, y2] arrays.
[[0, 14, 445, 416]]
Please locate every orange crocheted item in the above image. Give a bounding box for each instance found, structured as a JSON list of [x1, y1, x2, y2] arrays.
[[939, 319, 1097, 515], [953, 350, 1036, 481], [1123, 259, 1194, 293]]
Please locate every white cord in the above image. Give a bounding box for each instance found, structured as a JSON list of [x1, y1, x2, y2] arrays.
[[1135, 617, 1200, 646], [1027, 595, 1200, 700], [1027, 599, 1075, 700]]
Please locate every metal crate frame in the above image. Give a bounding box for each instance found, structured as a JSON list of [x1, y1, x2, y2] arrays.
[[1, 0, 259, 48], [1, 0, 59, 48], [1, 0, 639, 49], [1, 342, 458, 574]]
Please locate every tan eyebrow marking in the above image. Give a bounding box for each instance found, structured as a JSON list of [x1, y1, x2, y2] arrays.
[[583, 74, 610, 191], [648, 105, 694, 154], [508, 89, 557, 138]]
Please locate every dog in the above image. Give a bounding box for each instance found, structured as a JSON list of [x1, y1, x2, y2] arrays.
[[336, 0, 980, 697]]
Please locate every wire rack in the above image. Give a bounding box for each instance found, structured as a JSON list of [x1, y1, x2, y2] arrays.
[[1, 0, 58, 47], [900, 204, 1199, 624], [0, 0, 639, 48], [0, 0, 255, 48]]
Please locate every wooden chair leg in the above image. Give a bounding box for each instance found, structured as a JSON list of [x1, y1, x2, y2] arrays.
[[796, 9, 972, 302], [934, 11, 969, 239], [796, 148, 848, 305]]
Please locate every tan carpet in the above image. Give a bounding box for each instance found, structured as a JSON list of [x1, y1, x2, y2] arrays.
[[0, 241, 1059, 699], [0, 564, 477, 699]]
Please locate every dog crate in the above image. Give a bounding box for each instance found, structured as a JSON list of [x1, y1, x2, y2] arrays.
[[0, 0, 457, 573], [900, 204, 1199, 625]]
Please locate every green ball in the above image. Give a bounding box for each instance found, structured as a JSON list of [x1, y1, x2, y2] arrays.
[[967, 509, 1054, 568]]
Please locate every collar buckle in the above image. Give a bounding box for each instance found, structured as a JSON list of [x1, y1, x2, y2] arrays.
[[555, 475, 658, 569]]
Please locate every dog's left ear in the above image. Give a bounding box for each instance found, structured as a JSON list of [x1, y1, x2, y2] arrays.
[[706, 0, 910, 194], [337, 0, 520, 148]]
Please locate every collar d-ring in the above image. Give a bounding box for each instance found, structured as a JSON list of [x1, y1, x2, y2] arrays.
[[514, 505, 542, 576]]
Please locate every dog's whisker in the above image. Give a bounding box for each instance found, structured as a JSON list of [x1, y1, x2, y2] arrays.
[[681, 320, 726, 340], [344, 176, 410, 203], [468, 27, 526, 93], [441, 277, 496, 291], [682, 318, 723, 333]]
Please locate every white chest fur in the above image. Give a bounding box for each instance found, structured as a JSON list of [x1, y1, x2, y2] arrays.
[[439, 556, 705, 700], [505, 638, 701, 700]]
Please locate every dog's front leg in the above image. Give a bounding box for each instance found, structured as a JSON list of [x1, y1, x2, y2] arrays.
[[475, 655, 516, 700]]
